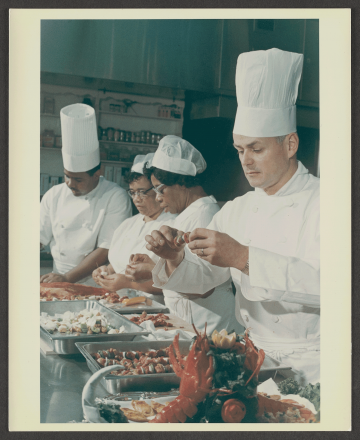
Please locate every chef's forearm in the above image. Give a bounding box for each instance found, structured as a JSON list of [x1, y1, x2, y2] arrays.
[[64, 248, 109, 283]]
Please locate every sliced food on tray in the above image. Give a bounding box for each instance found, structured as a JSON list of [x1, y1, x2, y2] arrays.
[[40, 309, 126, 335], [129, 311, 174, 328]]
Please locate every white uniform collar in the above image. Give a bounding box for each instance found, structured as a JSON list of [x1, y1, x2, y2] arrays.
[[254, 161, 310, 197], [175, 195, 217, 223]]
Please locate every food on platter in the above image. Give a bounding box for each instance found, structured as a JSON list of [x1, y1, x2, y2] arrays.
[[91, 347, 185, 374], [122, 296, 147, 307], [150, 401, 166, 414], [40, 282, 117, 302], [129, 311, 174, 328], [95, 401, 129, 423], [40, 309, 126, 335], [120, 408, 149, 423], [131, 400, 156, 417], [277, 377, 301, 395]]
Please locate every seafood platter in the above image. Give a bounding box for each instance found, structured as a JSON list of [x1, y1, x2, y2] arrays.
[[81, 327, 320, 424], [40, 282, 169, 314], [76, 339, 192, 394], [40, 300, 149, 354]]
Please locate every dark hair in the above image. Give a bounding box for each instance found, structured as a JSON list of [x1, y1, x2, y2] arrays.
[[86, 163, 101, 176], [124, 171, 144, 185], [144, 166, 204, 188]]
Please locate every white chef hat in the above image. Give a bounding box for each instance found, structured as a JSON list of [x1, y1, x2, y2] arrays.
[[152, 135, 207, 176], [233, 48, 304, 137], [131, 153, 154, 174], [60, 103, 100, 172]]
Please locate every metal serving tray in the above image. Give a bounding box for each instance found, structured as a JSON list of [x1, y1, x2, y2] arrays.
[[258, 355, 292, 382], [106, 291, 169, 315], [40, 300, 149, 355], [75, 339, 192, 394]]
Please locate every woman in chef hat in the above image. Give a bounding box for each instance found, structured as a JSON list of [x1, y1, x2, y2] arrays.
[[127, 135, 243, 334], [92, 153, 177, 304]]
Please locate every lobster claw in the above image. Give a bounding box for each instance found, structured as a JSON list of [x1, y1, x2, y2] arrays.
[[82, 364, 125, 423]]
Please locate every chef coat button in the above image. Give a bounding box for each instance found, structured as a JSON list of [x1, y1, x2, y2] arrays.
[[279, 236, 287, 243], [244, 238, 251, 245], [272, 316, 280, 323], [287, 199, 294, 207], [60, 252, 65, 256], [252, 206, 258, 213]]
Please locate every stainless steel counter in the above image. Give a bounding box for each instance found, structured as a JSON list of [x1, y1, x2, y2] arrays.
[[40, 351, 108, 423]]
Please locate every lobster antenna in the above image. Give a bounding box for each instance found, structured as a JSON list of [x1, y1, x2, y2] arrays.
[[192, 323, 200, 337]]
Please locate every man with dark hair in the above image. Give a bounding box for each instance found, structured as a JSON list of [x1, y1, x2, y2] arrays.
[[40, 104, 131, 286]]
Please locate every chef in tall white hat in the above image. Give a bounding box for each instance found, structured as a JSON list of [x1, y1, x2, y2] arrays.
[[141, 49, 320, 385], [40, 103, 132, 286], [91, 153, 177, 303]]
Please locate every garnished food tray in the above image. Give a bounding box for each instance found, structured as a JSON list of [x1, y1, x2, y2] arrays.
[[40, 300, 149, 355], [75, 339, 192, 394], [257, 356, 292, 381]]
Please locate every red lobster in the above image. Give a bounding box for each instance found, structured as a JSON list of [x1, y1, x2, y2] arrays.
[[149, 325, 214, 423], [150, 327, 266, 423]]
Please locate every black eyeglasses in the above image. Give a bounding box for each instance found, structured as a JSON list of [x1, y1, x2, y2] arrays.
[[127, 186, 154, 199]]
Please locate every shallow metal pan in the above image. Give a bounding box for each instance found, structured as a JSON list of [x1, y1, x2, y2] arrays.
[[40, 300, 149, 355], [75, 339, 191, 394]]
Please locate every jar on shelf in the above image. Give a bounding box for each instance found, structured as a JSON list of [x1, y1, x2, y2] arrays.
[[100, 146, 108, 160], [43, 97, 55, 115], [140, 132, 146, 144], [151, 134, 156, 144], [101, 128, 107, 141], [146, 131, 151, 144], [131, 132, 136, 143], [114, 130, 120, 142], [109, 149, 120, 161], [43, 130, 55, 148], [125, 131, 132, 142], [156, 134, 163, 144], [135, 132, 141, 143], [119, 131, 125, 142], [98, 126, 103, 140], [107, 127, 114, 141]]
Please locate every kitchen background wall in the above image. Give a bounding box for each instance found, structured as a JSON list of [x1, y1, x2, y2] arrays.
[[41, 19, 319, 203]]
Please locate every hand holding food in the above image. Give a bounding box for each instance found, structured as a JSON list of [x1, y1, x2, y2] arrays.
[[125, 254, 156, 283], [96, 273, 126, 292], [92, 265, 109, 284], [188, 228, 248, 270], [145, 225, 186, 262]]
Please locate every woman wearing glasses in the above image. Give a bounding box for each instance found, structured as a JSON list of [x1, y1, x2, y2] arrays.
[[128, 136, 243, 334], [92, 153, 177, 303]]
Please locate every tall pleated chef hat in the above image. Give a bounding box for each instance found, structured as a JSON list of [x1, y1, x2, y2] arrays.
[[233, 48, 304, 137], [60, 103, 100, 172], [152, 135, 207, 176], [131, 153, 155, 174]]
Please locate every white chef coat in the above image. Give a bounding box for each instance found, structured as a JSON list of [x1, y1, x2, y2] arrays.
[[40, 176, 132, 286], [156, 195, 244, 335], [153, 162, 320, 385], [108, 210, 177, 304]]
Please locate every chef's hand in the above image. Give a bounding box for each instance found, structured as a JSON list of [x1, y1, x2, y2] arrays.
[[125, 254, 156, 283], [92, 265, 108, 284], [96, 273, 124, 292], [145, 226, 186, 263], [40, 272, 68, 283], [188, 228, 249, 270]]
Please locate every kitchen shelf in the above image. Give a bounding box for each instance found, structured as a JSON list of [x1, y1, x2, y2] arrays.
[[41, 147, 62, 151], [99, 110, 182, 122], [40, 148, 133, 166], [99, 140, 157, 149]]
